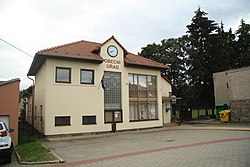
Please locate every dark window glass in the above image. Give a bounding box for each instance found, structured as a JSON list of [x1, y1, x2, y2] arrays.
[[81, 69, 94, 84], [55, 116, 70, 126], [0, 124, 3, 130], [56, 67, 71, 83], [82, 116, 96, 125]]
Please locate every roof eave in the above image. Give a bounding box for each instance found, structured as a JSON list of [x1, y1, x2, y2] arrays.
[[0, 78, 20, 86], [28, 53, 104, 76]]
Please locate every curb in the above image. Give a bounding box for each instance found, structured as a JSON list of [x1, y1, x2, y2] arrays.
[[45, 124, 250, 142], [15, 144, 65, 165], [164, 124, 250, 131]]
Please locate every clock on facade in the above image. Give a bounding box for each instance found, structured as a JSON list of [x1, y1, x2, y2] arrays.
[[107, 45, 118, 57]]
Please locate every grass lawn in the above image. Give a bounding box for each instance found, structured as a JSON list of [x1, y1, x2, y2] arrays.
[[15, 142, 57, 162]]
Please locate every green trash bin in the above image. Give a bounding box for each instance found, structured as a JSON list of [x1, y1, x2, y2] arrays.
[[215, 104, 228, 120]]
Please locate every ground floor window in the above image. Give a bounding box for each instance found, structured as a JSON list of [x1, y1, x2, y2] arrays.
[[55, 116, 70, 126], [129, 74, 158, 121], [82, 116, 96, 125], [129, 102, 158, 121]]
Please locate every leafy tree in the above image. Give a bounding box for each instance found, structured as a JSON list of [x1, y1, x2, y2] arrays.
[[139, 7, 249, 118]]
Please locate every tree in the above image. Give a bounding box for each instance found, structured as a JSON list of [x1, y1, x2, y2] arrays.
[[186, 7, 218, 112], [235, 19, 250, 68], [139, 7, 248, 118]]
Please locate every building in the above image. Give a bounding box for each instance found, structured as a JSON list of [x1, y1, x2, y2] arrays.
[[213, 66, 250, 121], [27, 36, 174, 137], [0, 78, 20, 146]]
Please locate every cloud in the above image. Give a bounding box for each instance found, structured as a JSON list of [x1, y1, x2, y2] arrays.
[[0, 0, 249, 89]]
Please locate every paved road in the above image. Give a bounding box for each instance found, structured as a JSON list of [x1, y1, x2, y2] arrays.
[[2, 129, 250, 167]]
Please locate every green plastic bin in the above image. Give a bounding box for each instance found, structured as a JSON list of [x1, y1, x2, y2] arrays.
[[215, 104, 228, 120]]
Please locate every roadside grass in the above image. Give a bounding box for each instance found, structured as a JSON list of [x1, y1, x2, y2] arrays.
[[16, 122, 58, 162], [15, 142, 57, 162]]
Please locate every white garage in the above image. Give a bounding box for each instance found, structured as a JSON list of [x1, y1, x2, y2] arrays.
[[0, 115, 10, 129]]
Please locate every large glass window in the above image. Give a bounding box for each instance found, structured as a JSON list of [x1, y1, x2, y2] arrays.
[[81, 69, 94, 84], [104, 72, 121, 110], [56, 67, 71, 83], [129, 74, 158, 121], [103, 72, 123, 123]]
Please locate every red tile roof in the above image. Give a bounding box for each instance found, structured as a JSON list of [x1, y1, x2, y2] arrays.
[[28, 36, 168, 75], [38, 40, 103, 61], [124, 53, 167, 69]]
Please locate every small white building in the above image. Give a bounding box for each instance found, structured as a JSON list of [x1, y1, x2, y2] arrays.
[[27, 36, 174, 136], [213, 66, 250, 121]]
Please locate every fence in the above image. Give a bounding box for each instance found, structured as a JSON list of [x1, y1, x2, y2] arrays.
[[18, 116, 44, 144]]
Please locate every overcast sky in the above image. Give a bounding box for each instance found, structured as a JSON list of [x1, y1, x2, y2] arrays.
[[0, 0, 249, 90]]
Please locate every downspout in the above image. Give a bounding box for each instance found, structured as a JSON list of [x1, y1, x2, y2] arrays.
[[27, 75, 35, 134]]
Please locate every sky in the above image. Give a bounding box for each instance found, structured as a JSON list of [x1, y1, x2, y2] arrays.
[[0, 0, 249, 90]]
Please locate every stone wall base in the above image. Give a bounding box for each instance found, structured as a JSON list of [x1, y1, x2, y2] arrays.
[[230, 99, 250, 121]]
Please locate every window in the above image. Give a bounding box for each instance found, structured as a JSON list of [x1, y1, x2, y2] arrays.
[[55, 116, 70, 126], [56, 67, 71, 83], [129, 74, 158, 121], [81, 69, 94, 84], [104, 72, 121, 110], [82, 116, 96, 125]]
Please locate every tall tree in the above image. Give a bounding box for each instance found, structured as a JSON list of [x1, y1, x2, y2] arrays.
[[235, 19, 250, 68], [186, 7, 218, 111]]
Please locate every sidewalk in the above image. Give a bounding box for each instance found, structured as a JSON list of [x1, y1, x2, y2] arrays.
[[43, 128, 250, 167], [47, 121, 250, 142]]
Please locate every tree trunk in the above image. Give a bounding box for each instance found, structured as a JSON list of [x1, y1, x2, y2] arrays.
[[212, 108, 215, 116]]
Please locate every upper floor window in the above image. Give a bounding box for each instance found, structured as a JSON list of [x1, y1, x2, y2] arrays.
[[56, 67, 71, 83], [80, 69, 94, 84]]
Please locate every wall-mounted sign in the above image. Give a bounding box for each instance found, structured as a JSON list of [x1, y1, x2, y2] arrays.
[[104, 59, 121, 69]]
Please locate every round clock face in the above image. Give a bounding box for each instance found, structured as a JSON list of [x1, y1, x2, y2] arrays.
[[107, 45, 118, 57]]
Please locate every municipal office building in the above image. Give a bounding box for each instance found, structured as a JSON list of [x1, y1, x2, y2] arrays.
[[27, 36, 174, 136]]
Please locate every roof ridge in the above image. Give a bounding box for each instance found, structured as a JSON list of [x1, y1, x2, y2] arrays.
[[38, 40, 101, 53]]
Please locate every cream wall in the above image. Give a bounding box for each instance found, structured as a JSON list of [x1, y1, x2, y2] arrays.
[[161, 77, 172, 124], [35, 39, 165, 136], [227, 67, 250, 100], [34, 62, 47, 133], [45, 59, 109, 135], [213, 72, 230, 105]]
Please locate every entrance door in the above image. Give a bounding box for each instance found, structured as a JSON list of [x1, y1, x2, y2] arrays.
[[103, 72, 122, 124]]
